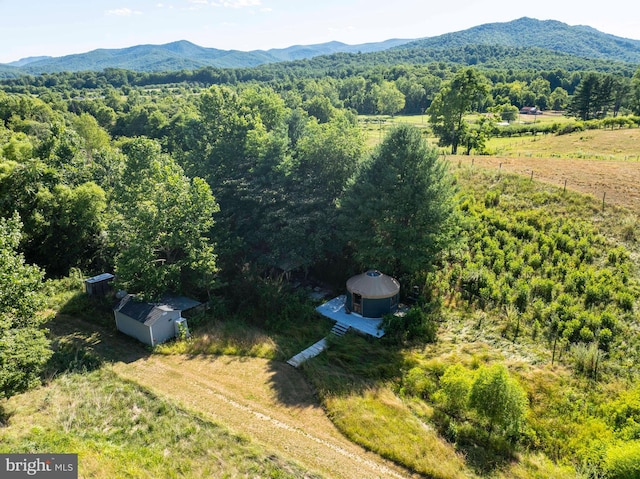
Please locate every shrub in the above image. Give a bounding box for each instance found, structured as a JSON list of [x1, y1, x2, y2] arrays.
[[557, 122, 584, 135], [616, 292, 635, 312], [434, 364, 474, 417], [402, 367, 436, 399], [382, 305, 438, 345], [604, 441, 640, 479], [531, 278, 554, 303], [484, 189, 500, 208], [584, 283, 612, 309], [469, 364, 528, 438], [579, 326, 595, 343], [598, 328, 613, 352]]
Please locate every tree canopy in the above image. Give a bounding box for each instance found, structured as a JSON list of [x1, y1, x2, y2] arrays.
[[340, 124, 457, 279], [112, 138, 218, 301], [0, 213, 50, 400], [428, 67, 490, 154]]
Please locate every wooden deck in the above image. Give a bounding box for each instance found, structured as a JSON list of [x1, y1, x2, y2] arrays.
[[287, 295, 387, 368]]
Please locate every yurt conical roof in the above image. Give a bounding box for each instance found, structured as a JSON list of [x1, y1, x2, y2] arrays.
[[346, 270, 400, 299]]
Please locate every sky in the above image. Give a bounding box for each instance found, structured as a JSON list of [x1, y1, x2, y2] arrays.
[[1, 0, 639, 64]]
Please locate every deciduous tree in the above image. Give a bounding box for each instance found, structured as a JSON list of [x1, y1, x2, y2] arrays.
[[376, 81, 406, 116], [428, 68, 490, 154], [469, 364, 528, 437], [0, 213, 50, 400], [113, 139, 218, 300]]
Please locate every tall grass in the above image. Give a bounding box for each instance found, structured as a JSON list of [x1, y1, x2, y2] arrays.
[[155, 318, 280, 359], [326, 388, 469, 479], [1, 368, 316, 479]]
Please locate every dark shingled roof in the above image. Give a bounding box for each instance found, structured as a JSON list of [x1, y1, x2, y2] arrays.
[[114, 295, 178, 326], [160, 295, 202, 312]]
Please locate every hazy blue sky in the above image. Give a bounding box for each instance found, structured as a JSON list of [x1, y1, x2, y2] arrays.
[[1, 0, 639, 63]]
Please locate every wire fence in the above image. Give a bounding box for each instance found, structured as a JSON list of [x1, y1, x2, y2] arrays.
[[453, 156, 640, 214]]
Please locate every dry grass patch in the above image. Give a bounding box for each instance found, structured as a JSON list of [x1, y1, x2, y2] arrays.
[[155, 319, 279, 359], [1, 368, 315, 479], [325, 387, 471, 479]]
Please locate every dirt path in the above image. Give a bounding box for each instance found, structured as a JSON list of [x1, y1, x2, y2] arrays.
[[449, 156, 640, 214], [112, 355, 414, 479]]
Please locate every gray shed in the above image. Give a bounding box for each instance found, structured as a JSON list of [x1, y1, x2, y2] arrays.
[[345, 270, 400, 318], [85, 273, 115, 297], [114, 294, 197, 347]]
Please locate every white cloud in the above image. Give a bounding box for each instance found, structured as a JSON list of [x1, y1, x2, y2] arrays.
[[211, 0, 262, 8], [106, 8, 143, 16]]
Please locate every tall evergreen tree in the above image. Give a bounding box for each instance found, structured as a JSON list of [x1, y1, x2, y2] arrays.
[[340, 124, 457, 279], [568, 73, 615, 120], [632, 67, 640, 115]]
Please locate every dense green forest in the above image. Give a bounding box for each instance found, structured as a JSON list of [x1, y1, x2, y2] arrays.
[[2, 26, 640, 478]]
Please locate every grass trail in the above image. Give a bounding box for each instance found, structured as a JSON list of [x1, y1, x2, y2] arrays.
[[112, 355, 413, 479]]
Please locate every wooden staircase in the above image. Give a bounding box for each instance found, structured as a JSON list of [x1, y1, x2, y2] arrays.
[[330, 322, 350, 337], [286, 338, 328, 368]]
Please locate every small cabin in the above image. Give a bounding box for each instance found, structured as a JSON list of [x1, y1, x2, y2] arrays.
[[345, 270, 400, 319]]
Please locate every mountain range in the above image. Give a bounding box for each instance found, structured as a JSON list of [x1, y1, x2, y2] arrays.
[[1, 17, 639, 77]]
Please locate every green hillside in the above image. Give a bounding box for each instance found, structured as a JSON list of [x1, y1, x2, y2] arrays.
[[1, 39, 412, 75], [2, 17, 639, 77], [399, 17, 640, 63]]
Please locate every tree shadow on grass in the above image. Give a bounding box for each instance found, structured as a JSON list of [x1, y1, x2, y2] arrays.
[[266, 330, 406, 407], [432, 409, 519, 475], [44, 291, 150, 379]]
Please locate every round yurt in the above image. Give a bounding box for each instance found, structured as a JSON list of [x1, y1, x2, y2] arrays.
[[345, 270, 400, 318]]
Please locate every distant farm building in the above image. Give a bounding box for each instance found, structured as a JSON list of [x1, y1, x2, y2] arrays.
[[345, 270, 400, 319], [520, 106, 542, 115], [113, 294, 201, 346], [84, 273, 115, 297]]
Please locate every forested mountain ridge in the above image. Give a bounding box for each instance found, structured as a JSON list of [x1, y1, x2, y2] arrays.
[[0, 38, 412, 76], [397, 17, 640, 63], [2, 17, 639, 79]]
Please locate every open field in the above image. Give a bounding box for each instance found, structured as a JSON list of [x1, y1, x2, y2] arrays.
[[113, 355, 413, 479], [361, 113, 640, 162], [447, 155, 640, 214], [485, 127, 640, 161], [360, 114, 640, 213], [13, 311, 414, 479]]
